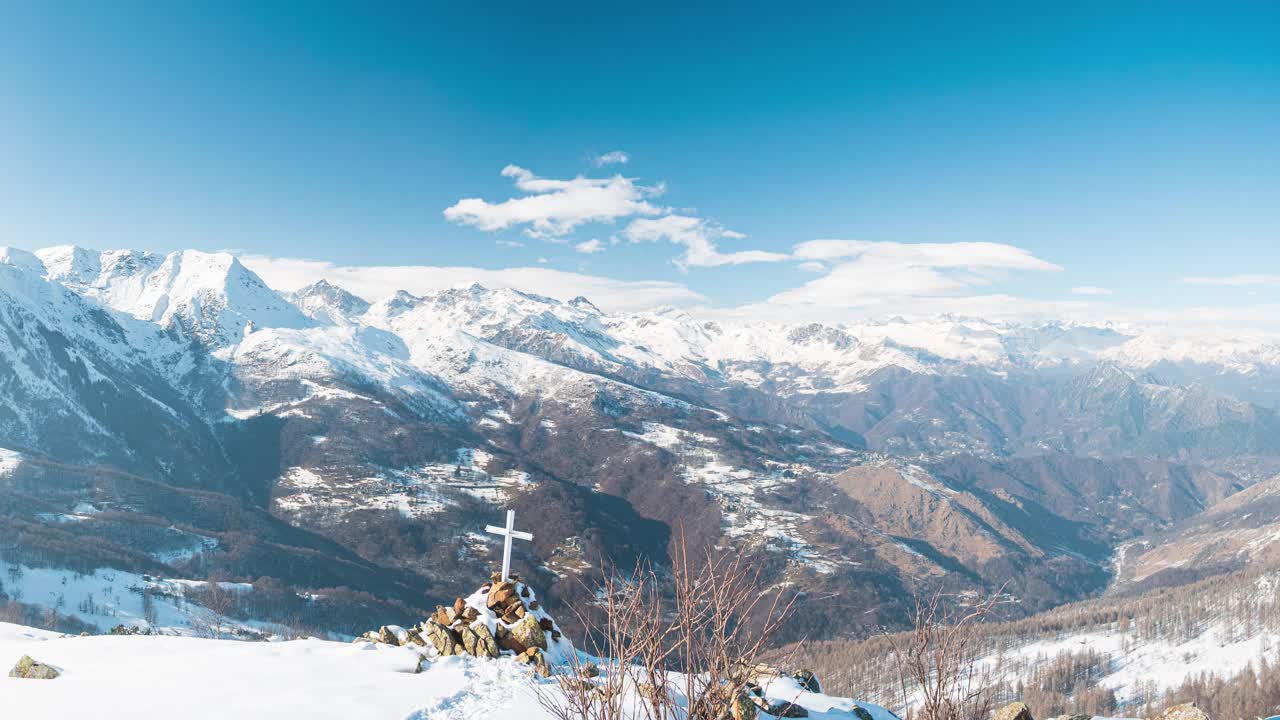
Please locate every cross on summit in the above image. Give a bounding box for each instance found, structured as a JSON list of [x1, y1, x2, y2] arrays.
[[485, 509, 533, 581]]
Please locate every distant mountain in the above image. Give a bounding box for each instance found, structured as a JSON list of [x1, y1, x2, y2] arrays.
[[3, 244, 1280, 638]]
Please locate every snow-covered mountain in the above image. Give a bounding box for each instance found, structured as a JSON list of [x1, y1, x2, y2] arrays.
[[3, 244, 1280, 641]]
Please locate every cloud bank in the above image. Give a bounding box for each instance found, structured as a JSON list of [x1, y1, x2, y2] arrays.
[[241, 255, 704, 313]]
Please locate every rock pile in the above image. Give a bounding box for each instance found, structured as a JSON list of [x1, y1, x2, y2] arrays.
[[355, 573, 570, 677]]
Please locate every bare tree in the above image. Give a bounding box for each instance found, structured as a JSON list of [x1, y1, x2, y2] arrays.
[[889, 589, 1004, 720], [538, 529, 799, 720]]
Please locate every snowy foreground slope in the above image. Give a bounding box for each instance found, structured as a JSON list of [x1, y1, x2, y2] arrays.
[[0, 622, 891, 720]]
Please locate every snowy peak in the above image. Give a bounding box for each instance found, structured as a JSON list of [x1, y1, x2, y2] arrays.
[[567, 295, 603, 315], [290, 279, 371, 323], [0, 247, 47, 275], [786, 322, 858, 350], [37, 246, 313, 346]]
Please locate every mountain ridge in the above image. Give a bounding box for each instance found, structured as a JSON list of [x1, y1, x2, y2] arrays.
[[2, 243, 1279, 640]]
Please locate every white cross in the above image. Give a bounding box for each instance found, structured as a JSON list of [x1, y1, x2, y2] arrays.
[[485, 509, 533, 582]]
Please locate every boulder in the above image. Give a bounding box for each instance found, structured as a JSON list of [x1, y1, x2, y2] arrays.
[[404, 628, 426, 647], [993, 702, 1035, 720], [792, 669, 822, 693], [1156, 705, 1210, 720], [515, 647, 552, 678], [377, 626, 400, 646], [423, 621, 463, 656], [9, 655, 60, 680], [510, 614, 547, 651], [850, 706, 875, 720], [495, 623, 527, 655], [460, 623, 500, 659], [580, 661, 600, 678], [432, 606, 452, 627]]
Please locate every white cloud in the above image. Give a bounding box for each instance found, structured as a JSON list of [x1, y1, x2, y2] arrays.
[[791, 239, 1060, 271], [796, 261, 826, 273], [574, 239, 605, 254], [1071, 286, 1113, 296], [496, 239, 524, 248], [443, 165, 664, 238], [1183, 274, 1280, 287], [593, 151, 629, 166], [240, 254, 704, 313], [621, 215, 789, 270], [768, 239, 1062, 311]]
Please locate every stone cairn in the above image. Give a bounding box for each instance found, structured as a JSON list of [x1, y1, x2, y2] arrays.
[[355, 572, 567, 677]]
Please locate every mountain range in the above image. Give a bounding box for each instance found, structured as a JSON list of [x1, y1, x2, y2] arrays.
[[2, 245, 1279, 637]]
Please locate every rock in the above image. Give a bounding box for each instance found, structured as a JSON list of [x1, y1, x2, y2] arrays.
[[377, 626, 400, 646], [432, 606, 452, 627], [1054, 715, 1091, 720], [1156, 705, 1209, 720], [743, 662, 782, 685], [423, 621, 463, 656], [731, 693, 759, 720], [580, 661, 599, 678], [404, 628, 426, 647], [460, 623, 500, 659], [637, 682, 664, 704], [495, 623, 527, 655], [756, 698, 808, 718], [850, 706, 875, 720], [515, 647, 552, 677], [792, 669, 822, 693], [452, 597, 467, 617], [529, 601, 540, 611], [993, 702, 1035, 720], [510, 614, 547, 651], [520, 584, 531, 598], [9, 655, 60, 680], [538, 617, 554, 631], [488, 581, 518, 609], [559, 676, 596, 695]]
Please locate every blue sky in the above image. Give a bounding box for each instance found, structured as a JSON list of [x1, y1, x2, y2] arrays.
[[1, 2, 1277, 323]]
